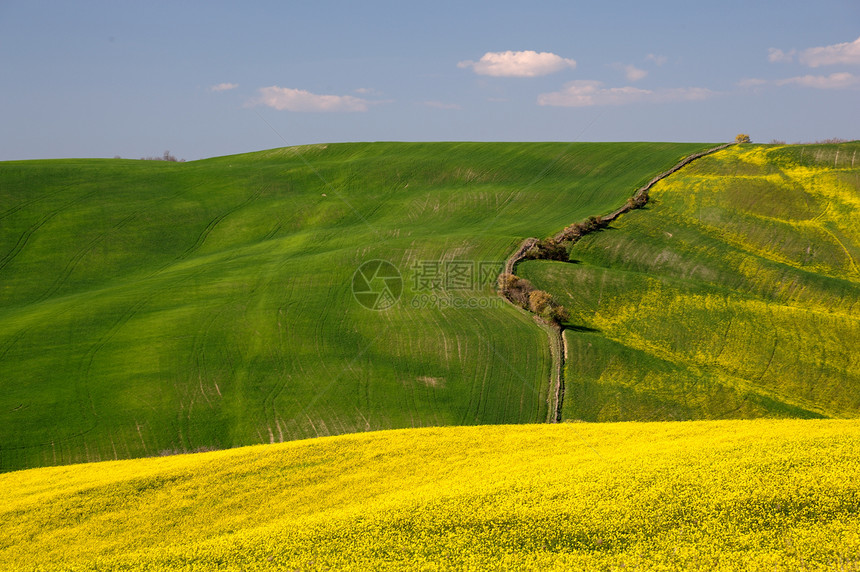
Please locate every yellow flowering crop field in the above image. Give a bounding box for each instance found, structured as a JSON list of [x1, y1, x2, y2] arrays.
[[520, 142, 860, 421], [1, 420, 859, 571]]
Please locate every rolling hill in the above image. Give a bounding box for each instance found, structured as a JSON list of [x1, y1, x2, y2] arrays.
[[0, 142, 712, 472], [1, 421, 858, 571], [3, 142, 860, 571], [518, 142, 860, 421]]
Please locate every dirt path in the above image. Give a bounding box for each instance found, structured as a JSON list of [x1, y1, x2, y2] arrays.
[[504, 237, 539, 275], [545, 322, 564, 422], [501, 143, 733, 423]]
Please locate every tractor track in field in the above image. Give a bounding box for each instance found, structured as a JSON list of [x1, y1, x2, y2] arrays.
[[34, 213, 140, 303], [35, 182, 191, 302], [0, 288, 105, 470], [70, 262, 219, 461], [173, 186, 266, 264], [499, 143, 733, 423], [0, 190, 99, 274], [0, 186, 70, 223]]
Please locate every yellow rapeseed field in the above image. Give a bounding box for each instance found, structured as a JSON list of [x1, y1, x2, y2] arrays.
[[1, 420, 859, 571], [520, 143, 860, 422]]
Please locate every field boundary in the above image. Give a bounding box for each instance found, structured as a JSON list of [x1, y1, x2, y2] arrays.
[[500, 143, 733, 422], [546, 321, 564, 423], [554, 143, 733, 240]]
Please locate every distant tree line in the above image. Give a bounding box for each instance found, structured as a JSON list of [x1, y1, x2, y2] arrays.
[[140, 150, 185, 162], [767, 138, 854, 145], [814, 138, 852, 144]]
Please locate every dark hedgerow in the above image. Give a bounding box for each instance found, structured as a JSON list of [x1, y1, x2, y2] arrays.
[[499, 273, 568, 327]]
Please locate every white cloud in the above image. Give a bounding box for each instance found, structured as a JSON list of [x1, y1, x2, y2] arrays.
[[739, 72, 860, 90], [538, 80, 712, 107], [539, 81, 649, 107], [776, 72, 860, 89], [767, 48, 795, 63], [210, 83, 239, 92], [458, 50, 576, 77], [253, 86, 369, 112], [421, 101, 462, 110], [645, 54, 667, 66], [354, 87, 382, 95], [621, 64, 648, 82], [799, 36, 860, 67], [769, 36, 860, 67]]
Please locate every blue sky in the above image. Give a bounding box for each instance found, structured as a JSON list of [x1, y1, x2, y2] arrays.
[[1, 0, 858, 160]]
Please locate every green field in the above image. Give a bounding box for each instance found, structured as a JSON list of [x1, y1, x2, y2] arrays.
[[518, 143, 860, 421], [2, 420, 858, 571], [0, 142, 711, 472]]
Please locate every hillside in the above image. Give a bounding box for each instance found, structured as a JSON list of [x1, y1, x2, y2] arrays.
[[518, 142, 860, 421], [0, 142, 711, 471], [1, 421, 858, 571]]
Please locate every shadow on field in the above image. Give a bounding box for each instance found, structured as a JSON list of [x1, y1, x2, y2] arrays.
[[564, 324, 600, 333]]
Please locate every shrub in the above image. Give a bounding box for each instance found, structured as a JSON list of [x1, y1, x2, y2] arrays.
[[497, 273, 519, 292], [626, 193, 648, 210], [560, 223, 584, 241], [545, 304, 569, 324], [502, 287, 569, 326], [498, 273, 534, 309], [528, 290, 553, 314], [522, 238, 569, 262], [582, 216, 605, 233]]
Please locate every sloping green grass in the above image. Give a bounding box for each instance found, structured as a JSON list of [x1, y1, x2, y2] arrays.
[[0, 142, 710, 471], [519, 142, 860, 421], [1, 421, 858, 571]]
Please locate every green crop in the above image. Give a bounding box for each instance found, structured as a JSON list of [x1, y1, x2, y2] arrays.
[[0, 142, 709, 471]]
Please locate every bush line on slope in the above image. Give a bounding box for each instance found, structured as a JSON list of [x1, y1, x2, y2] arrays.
[[497, 143, 735, 423]]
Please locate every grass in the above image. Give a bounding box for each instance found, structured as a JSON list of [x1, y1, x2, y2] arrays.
[[1, 420, 858, 571], [0, 142, 712, 471], [518, 142, 860, 422]]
